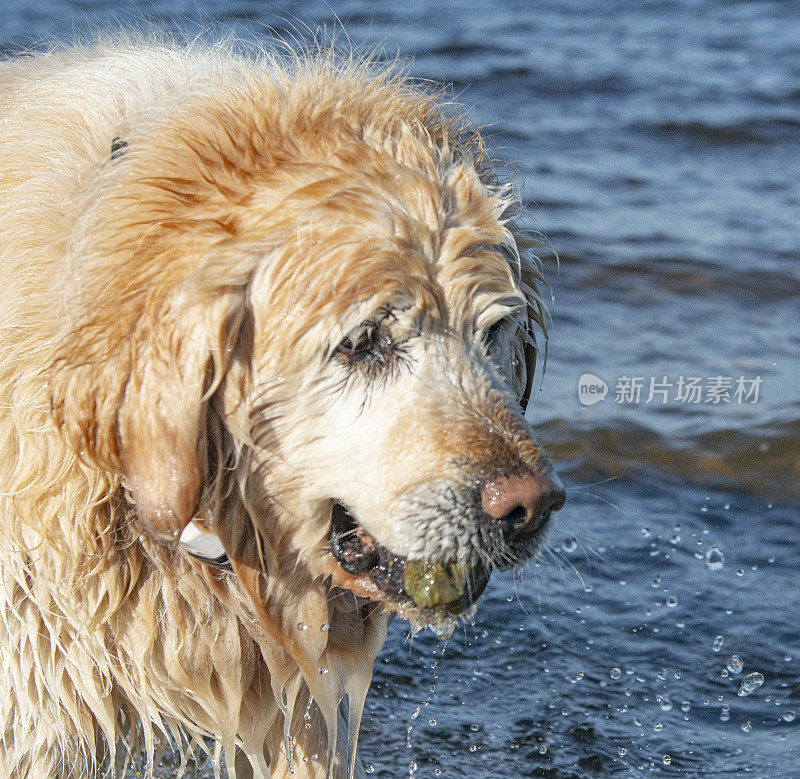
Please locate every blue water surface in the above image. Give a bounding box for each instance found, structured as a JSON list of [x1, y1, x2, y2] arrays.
[[2, 1, 798, 776]]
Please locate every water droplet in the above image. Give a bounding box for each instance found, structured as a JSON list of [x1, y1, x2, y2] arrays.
[[320, 623, 330, 632], [538, 745, 547, 755], [562, 537, 577, 553], [727, 655, 744, 675], [641, 527, 651, 537], [681, 700, 691, 712], [429, 718, 436, 726], [432, 620, 456, 640], [782, 710, 796, 722], [469, 744, 478, 752], [317, 666, 328, 675], [297, 622, 307, 631], [666, 596, 678, 608], [713, 635, 724, 653], [658, 695, 673, 712], [618, 747, 627, 756], [365, 766, 375, 775], [470, 723, 480, 732], [720, 710, 730, 722], [663, 755, 671, 766], [651, 575, 661, 588], [411, 707, 420, 720], [653, 722, 663, 732], [610, 667, 622, 679], [435, 770, 442, 776], [736, 569, 744, 576], [738, 672, 764, 697], [705, 547, 724, 571], [741, 721, 752, 733]]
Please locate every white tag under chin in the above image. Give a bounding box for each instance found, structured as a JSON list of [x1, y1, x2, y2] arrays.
[[179, 521, 232, 571]]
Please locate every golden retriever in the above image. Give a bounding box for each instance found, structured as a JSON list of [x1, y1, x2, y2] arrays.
[[0, 37, 565, 778]]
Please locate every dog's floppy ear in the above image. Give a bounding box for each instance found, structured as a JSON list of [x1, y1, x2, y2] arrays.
[[50, 286, 242, 541]]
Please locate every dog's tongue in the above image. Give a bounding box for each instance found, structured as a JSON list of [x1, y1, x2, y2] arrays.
[[404, 560, 490, 614]]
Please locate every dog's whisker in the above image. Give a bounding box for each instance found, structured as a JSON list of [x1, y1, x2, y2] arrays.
[[544, 545, 589, 592], [565, 487, 623, 513]]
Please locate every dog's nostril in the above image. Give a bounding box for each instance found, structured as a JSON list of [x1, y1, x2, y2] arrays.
[[500, 505, 528, 531], [481, 470, 565, 536]]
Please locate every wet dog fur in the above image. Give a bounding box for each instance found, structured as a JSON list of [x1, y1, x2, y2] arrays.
[[0, 36, 555, 777]]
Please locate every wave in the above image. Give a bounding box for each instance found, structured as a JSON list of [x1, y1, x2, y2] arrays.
[[537, 417, 800, 501], [643, 117, 800, 145], [578, 257, 800, 305]]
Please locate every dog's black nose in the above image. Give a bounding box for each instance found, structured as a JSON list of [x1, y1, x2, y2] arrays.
[[481, 470, 565, 536]]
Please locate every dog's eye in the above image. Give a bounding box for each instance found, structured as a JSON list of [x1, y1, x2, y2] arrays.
[[332, 319, 408, 380], [335, 325, 378, 361], [483, 319, 505, 347]]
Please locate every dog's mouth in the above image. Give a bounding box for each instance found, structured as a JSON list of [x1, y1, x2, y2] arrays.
[[328, 502, 490, 622]]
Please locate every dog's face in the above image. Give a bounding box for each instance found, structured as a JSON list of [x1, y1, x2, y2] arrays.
[[50, 67, 564, 631], [216, 140, 565, 627]]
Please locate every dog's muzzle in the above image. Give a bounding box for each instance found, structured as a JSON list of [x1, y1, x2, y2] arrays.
[[329, 501, 491, 615], [328, 468, 565, 617]]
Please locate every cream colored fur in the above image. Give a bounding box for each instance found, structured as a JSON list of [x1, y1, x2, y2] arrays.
[[0, 36, 548, 778]]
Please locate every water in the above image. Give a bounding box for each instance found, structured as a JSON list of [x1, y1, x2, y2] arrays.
[[3, 0, 798, 775]]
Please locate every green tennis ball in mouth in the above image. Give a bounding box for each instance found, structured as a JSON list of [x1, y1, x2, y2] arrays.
[[404, 561, 490, 614]]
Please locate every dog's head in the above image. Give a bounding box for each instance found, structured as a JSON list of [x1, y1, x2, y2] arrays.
[[50, 58, 564, 631]]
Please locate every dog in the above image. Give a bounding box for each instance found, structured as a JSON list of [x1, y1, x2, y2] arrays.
[[0, 36, 565, 778]]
